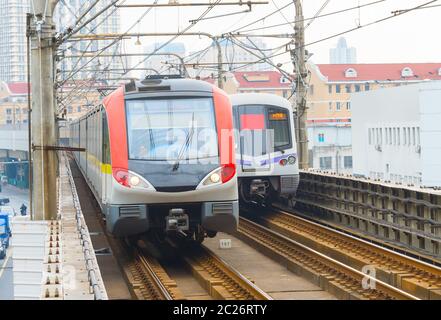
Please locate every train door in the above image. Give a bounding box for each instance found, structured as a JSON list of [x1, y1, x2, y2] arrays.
[[236, 105, 272, 172], [101, 108, 111, 205]]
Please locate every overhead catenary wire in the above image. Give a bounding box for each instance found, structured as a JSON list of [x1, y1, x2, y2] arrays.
[[58, 0, 226, 96], [58, 0, 440, 103], [270, 0, 295, 31], [61, 0, 221, 85], [100, 0, 224, 85], [59, 0, 159, 85], [230, 0, 294, 33], [305, 0, 331, 29], [224, 0, 439, 74], [234, 0, 387, 34]]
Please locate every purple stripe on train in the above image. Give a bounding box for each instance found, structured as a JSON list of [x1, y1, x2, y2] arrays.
[[236, 153, 297, 167]]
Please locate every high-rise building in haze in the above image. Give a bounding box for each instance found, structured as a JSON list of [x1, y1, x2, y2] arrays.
[[55, 0, 123, 82], [329, 37, 357, 64], [143, 42, 187, 77], [0, 1, 30, 82], [188, 37, 273, 78]]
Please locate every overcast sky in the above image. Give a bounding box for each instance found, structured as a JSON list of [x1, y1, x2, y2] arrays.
[[117, 0, 440, 70]]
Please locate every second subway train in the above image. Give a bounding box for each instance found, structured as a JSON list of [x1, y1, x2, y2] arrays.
[[231, 93, 299, 206], [70, 79, 298, 239]]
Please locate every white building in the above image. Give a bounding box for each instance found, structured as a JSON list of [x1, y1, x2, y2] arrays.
[[308, 124, 352, 174], [0, 1, 30, 82], [329, 37, 357, 64], [352, 81, 441, 187], [55, 1, 123, 82]]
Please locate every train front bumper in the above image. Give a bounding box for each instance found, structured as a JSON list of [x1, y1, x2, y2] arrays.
[[105, 200, 239, 237]]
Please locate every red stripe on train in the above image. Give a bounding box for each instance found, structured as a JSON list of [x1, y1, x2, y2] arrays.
[[103, 87, 129, 171], [212, 86, 235, 167]]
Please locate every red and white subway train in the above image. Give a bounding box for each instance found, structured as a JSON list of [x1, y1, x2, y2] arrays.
[[70, 78, 238, 240]]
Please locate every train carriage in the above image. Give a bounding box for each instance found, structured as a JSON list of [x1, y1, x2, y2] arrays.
[[70, 78, 238, 240]]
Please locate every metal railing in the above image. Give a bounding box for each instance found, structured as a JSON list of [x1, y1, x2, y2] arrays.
[[63, 152, 107, 300], [295, 170, 441, 258]]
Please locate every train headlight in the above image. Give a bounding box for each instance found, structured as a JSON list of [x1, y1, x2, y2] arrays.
[[210, 173, 221, 184], [129, 176, 140, 187], [288, 156, 297, 165], [279, 159, 288, 166]]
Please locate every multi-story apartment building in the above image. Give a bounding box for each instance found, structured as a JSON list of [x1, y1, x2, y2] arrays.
[[307, 63, 441, 124], [0, 80, 103, 125], [55, 0, 123, 82], [306, 62, 441, 173], [213, 71, 292, 99], [0, 1, 30, 82], [0, 82, 28, 125]]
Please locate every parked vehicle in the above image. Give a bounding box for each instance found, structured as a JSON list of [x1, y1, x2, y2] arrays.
[[0, 214, 10, 259], [1, 176, 8, 186]]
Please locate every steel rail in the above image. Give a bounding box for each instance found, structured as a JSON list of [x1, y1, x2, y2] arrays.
[[170, 240, 272, 300], [132, 248, 177, 300], [274, 202, 441, 266], [237, 216, 419, 300], [201, 244, 272, 300], [260, 207, 441, 299]]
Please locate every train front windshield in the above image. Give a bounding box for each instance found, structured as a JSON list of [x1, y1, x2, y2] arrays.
[[126, 98, 219, 162], [235, 105, 292, 157]]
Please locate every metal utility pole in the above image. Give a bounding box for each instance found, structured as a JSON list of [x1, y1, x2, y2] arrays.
[[292, 0, 309, 169], [29, 0, 59, 220]]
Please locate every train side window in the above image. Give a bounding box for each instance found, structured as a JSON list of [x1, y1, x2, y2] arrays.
[[102, 108, 111, 165]]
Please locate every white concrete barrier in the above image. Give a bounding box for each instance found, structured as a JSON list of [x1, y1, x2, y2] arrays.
[[11, 220, 48, 300]]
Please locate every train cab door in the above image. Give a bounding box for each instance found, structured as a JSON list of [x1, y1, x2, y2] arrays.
[[235, 105, 272, 173], [101, 108, 111, 206]]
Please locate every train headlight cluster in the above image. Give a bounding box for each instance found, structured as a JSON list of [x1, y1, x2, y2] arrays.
[[113, 169, 152, 189], [201, 167, 223, 187], [279, 156, 297, 167], [199, 164, 236, 189]]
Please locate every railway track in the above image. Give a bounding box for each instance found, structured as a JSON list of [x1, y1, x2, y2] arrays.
[[175, 242, 272, 300], [236, 216, 418, 300], [242, 206, 441, 299], [124, 244, 184, 300], [122, 238, 271, 300]]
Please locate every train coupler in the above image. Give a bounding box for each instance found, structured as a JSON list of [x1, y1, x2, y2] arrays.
[[165, 209, 189, 232], [250, 179, 270, 198]]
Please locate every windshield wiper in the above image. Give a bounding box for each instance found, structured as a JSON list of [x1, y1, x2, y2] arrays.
[[172, 113, 195, 172]]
